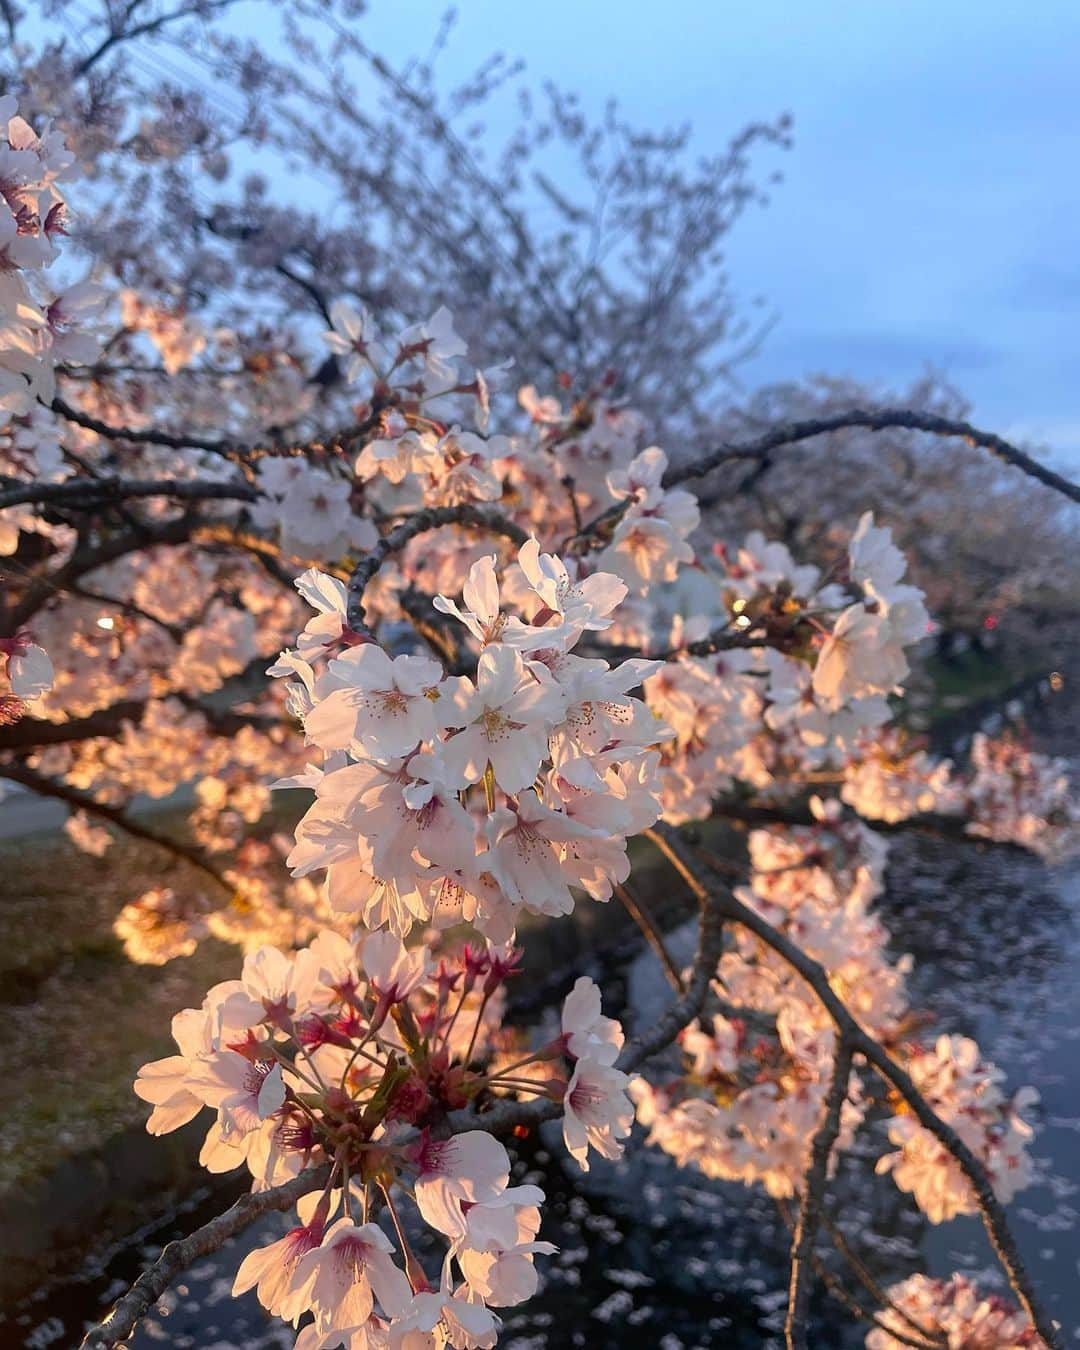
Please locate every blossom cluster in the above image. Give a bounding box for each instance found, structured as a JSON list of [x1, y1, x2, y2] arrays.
[[135, 931, 631, 1346], [0, 94, 100, 415], [277, 543, 669, 943], [0, 88, 1068, 1350], [840, 726, 958, 824], [0, 628, 53, 723], [630, 805, 1037, 1222], [865, 1273, 1044, 1348], [642, 511, 929, 824], [876, 1033, 1037, 1223], [631, 804, 891, 1198], [965, 730, 1080, 855], [839, 723, 1079, 856]]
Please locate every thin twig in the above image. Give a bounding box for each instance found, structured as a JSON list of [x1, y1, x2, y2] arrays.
[[775, 1200, 944, 1350], [818, 1211, 945, 1347], [615, 881, 684, 992]]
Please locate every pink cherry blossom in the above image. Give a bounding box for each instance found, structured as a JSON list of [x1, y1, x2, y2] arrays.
[[306, 644, 444, 758], [413, 1129, 511, 1238], [562, 1057, 635, 1172], [440, 646, 564, 793], [561, 976, 624, 1066]]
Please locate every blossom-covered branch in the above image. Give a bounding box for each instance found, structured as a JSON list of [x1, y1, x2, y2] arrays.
[[646, 823, 1062, 1348]]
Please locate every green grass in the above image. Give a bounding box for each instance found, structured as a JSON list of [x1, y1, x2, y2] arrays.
[[908, 647, 1045, 729]]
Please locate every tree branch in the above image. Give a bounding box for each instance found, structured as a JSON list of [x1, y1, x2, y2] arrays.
[[706, 795, 1028, 853], [79, 1163, 329, 1349], [785, 1041, 854, 1350], [664, 407, 1080, 506], [345, 505, 528, 633], [0, 475, 257, 511], [0, 690, 282, 752], [615, 880, 684, 992], [817, 1211, 946, 1347], [49, 396, 249, 459], [646, 822, 1063, 1350], [776, 1200, 945, 1350], [74, 0, 241, 77], [0, 761, 232, 893]]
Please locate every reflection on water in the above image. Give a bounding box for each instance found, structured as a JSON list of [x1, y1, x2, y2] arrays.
[[6, 702, 1079, 1349]]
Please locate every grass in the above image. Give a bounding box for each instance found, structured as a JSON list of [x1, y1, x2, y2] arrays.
[[905, 646, 1046, 731], [0, 816, 239, 1192]]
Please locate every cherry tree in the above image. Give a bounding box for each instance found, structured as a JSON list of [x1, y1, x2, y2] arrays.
[[2, 8, 1079, 1349]]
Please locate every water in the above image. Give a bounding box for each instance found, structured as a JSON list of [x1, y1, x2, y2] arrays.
[[6, 697, 1079, 1349]]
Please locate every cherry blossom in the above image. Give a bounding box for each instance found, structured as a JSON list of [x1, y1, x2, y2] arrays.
[[562, 1057, 635, 1172], [324, 301, 386, 382], [413, 1130, 511, 1238], [440, 646, 564, 793], [306, 645, 444, 759], [560, 975, 624, 1066]]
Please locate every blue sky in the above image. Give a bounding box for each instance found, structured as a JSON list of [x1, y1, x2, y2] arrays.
[[355, 0, 1080, 466]]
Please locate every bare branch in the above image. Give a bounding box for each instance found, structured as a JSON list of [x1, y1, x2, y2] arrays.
[[0, 475, 257, 511], [818, 1211, 946, 1348], [615, 880, 684, 992], [776, 1201, 945, 1350], [665, 408, 1080, 506], [49, 396, 249, 459], [74, 0, 241, 77]]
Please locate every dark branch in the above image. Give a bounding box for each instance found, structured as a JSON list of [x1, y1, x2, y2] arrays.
[[0, 475, 257, 511], [0, 761, 232, 893], [785, 1042, 854, 1350], [0, 690, 282, 752], [665, 407, 1080, 506], [50, 396, 248, 459], [646, 823, 1063, 1350], [79, 1164, 329, 1348], [615, 880, 684, 992], [345, 504, 528, 633], [706, 795, 1027, 853], [74, 0, 240, 77]]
